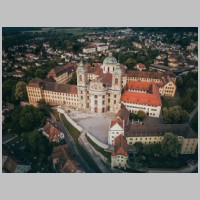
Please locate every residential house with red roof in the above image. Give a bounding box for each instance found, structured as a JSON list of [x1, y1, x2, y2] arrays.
[[43, 120, 64, 143], [135, 63, 146, 71], [111, 134, 128, 169]]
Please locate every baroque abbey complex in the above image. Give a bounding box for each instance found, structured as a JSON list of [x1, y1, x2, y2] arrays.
[[27, 53, 176, 118]]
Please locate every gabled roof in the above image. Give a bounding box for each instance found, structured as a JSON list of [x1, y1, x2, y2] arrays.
[[43, 121, 63, 142], [125, 124, 197, 138], [3, 157, 18, 173], [27, 78, 77, 94], [127, 81, 152, 91], [137, 63, 146, 68], [126, 70, 176, 79], [112, 134, 128, 156], [110, 118, 124, 129], [48, 63, 77, 77], [116, 104, 130, 125], [121, 82, 162, 106]]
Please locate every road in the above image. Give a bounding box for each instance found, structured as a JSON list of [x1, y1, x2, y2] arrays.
[[51, 112, 94, 172], [79, 133, 110, 173], [57, 114, 94, 173]]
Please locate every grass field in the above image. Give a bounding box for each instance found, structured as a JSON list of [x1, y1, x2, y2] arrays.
[[86, 135, 111, 158]]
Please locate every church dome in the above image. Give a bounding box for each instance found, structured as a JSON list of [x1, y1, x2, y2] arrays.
[[103, 52, 118, 64]]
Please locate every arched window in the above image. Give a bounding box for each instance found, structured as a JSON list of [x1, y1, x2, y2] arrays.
[[79, 75, 82, 81], [115, 78, 118, 85]]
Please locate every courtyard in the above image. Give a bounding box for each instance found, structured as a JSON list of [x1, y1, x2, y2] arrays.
[[63, 106, 115, 144]]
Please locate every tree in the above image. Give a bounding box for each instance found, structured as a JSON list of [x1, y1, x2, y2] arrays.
[[68, 72, 77, 85], [25, 129, 53, 162], [179, 96, 194, 112], [19, 105, 45, 132], [125, 57, 137, 69], [162, 106, 189, 124], [2, 79, 18, 103], [35, 69, 47, 79], [191, 88, 198, 103], [133, 142, 144, 154], [15, 81, 28, 101], [137, 110, 146, 121], [176, 77, 183, 88], [37, 99, 51, 116], [161, 132, 181, 158]]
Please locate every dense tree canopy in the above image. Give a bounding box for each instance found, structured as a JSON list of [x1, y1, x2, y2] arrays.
[[161, 132, 181, 158], [137, 110, 146, 121], [37, 99, 51, 116], [4, 105, 46, 133], [162, 106, 189, 124], [19, 105, 45, 131], [15, 81, 28, 101], [2, 79, 18, 103]]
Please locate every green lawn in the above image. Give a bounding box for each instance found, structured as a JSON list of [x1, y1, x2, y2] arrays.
[[59, 113, 101, 172], [60, 113, 80, 143], [86, 135, 111, 158]]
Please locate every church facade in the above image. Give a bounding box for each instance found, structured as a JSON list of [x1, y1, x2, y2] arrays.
[[76, 53, 123, 113]]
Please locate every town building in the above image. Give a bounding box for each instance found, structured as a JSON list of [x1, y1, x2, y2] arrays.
[[2, 154, 31, 173], [125, 124, 198, 154], [109, 106, 198, 169], [48, 63, 76, 84], [82, 46, 96, 54], [135, 63, 146, 71], [43, 120, 65, 143], [121, 81, 162, 117], [126, 71, 176, 97], [97, 45, 109, 52], [51, 144, 83, 173], [111, 134, 128, 169]]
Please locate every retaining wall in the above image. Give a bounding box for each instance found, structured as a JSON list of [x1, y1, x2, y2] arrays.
[[57, 107, 108, 149], [85, 131, 108, 149], [57, 107, 83, 132]]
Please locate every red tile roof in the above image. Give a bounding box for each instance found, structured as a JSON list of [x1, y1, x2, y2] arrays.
[[121, 82, 161, 106], [112, 134, 128, 156], [116, 104, 130, 125], [98, 72, 112, 87], [110, 118, 124, 129], [127, 81, 152, 91], [137, 63, 146, 68], [43, 121, 63, 142]]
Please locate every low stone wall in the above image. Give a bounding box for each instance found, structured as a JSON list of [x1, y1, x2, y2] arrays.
[[85, 131, 108, 149], [57, 107, 83, 132], [147, 163, 198, 173]]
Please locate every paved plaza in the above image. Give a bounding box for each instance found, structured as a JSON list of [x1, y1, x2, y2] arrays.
[[64, 107, 115, 144]]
